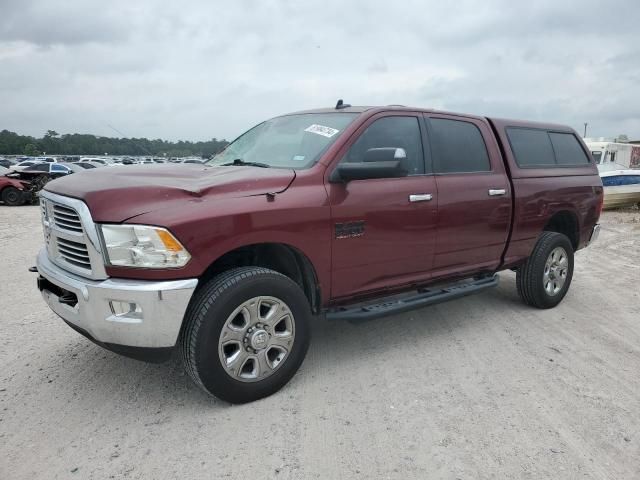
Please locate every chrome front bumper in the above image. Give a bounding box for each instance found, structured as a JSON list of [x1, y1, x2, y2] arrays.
[[36, 249, 197, 348]]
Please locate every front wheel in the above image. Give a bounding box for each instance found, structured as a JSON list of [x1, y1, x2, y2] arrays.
[[516, 231, 574, 309], [181, 267, 311, 403], [1, 187, 24, 206]]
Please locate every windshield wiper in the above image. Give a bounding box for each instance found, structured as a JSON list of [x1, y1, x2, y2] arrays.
[[221, 158, 270, 168]]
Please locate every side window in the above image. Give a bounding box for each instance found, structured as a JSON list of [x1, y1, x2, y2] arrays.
[[506, 128, 556, 167], [507, 128, 591, 167], [34, 163, 49, 172], [343, 116, 425, 175], [51, 164, 66, 172], [549, 132, 589, 165], [429, 118, 491, 173]]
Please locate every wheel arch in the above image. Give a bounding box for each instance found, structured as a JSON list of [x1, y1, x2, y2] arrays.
[[543, 210, 580, 251], [197, 242, 322, 314]]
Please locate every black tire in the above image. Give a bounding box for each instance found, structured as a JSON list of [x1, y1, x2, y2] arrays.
[[516, 231, 574, 309], [1, 187, 24, 206], [180, 267, 311, 403]]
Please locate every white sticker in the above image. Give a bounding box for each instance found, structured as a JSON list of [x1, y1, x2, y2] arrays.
[[304, 124, 339, 138], [292, 155, 306, 161]]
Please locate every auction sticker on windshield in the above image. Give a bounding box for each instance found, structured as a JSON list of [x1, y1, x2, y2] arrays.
[[304, 124, 339, 138]]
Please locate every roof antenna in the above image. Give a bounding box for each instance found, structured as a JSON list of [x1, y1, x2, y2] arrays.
[[335, 99, 351, 110]]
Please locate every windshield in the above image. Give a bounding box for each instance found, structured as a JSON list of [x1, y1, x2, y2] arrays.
[[207, 113, 358, 169]]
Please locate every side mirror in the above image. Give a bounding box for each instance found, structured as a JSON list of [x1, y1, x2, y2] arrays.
[[331, 147, 408, 182]]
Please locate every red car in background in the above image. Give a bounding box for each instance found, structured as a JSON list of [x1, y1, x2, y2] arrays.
[[0, 175, 32, 206]]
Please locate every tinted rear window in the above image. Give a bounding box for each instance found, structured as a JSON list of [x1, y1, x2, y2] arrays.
[[506, 128, 555, 166], [507, 128, 590, 167], [549, 132, 590, 165], [430, 118, 490, 173]]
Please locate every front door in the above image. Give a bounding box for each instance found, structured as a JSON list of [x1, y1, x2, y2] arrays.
[[328, 113, 438, 299]]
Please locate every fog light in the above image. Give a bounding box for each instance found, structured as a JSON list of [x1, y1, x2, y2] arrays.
[[109, 300, 143, 319]]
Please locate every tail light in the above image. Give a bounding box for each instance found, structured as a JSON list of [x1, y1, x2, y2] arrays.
[[595, 186, 604, 218]]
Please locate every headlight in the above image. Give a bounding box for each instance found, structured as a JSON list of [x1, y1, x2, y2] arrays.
[[100, 224, 191, 268]]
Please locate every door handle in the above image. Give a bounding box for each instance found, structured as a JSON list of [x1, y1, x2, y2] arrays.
[[488, 189, 507, 196], [409, 193, 433, 202]]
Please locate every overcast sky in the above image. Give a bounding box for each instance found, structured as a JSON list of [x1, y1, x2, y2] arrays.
[[1, 0, 639, 142]]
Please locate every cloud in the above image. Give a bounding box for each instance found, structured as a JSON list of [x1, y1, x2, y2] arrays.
[[0, 0, 131, 46], [0, 0, 639, 141]]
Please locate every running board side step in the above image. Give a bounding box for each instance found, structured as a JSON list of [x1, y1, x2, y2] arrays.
[[326, 275, 499, 322]]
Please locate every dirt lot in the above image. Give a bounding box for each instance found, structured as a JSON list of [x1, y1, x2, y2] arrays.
[[1, 205, 639, 479]]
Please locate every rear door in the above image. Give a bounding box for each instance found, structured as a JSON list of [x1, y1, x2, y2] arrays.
[[424, 114, 512, 277], [328, 112, 438, 299]]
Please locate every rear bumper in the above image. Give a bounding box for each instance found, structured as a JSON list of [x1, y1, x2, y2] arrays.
[[588, 224, 600, 245], [36, 249, 197, 351]]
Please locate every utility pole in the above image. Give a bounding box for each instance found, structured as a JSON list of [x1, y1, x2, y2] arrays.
[[583, 123, 588, 138]]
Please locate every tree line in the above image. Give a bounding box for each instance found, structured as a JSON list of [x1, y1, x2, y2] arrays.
[[0, 129, 228, 158]]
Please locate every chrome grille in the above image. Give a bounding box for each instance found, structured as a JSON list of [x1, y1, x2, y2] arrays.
[[39, 191, 107, 280], [56, 237, 92, 270], [53, 205, 83, 233]]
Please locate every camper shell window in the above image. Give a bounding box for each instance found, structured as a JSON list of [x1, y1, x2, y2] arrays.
[[506, 128, 591, 168]]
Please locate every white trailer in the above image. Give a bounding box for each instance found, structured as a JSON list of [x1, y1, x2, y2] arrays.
[[585, 139, 640, 208], [585, 139, 640, 171]]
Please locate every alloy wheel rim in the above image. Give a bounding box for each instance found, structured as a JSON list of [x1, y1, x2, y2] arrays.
[[218, 296, 295, 382], [543, 246, 568, 296]]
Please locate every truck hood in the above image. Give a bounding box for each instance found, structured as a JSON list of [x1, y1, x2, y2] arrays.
[[44, 164, 296, 222]]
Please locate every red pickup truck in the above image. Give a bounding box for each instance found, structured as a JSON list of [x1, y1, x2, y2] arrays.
[[35, 104, 603, 403]]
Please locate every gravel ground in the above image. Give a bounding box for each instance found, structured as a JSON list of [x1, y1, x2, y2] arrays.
[[1, 205, 639, 479]]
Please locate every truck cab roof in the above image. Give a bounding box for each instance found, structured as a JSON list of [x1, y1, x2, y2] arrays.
[[287, 104, 576, 133]]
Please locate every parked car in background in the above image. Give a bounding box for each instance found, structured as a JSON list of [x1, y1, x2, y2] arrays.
[[79, 158, 108, 166], [74, 162, 97, 170], [15, 162, 73, 185], [21, 162, 74, 176], [79, 161, 105, 169], [8, 160, 43, 173], [7, 162, 77, 196], [0, 158, 16, 169], [58, 163, 88, 174], [0, 175, 32, 206]]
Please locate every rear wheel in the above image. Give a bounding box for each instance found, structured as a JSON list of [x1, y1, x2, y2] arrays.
[[1, 187, 24, 206], [181, 267, 311, 403], [516, 232, 574, 309]]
